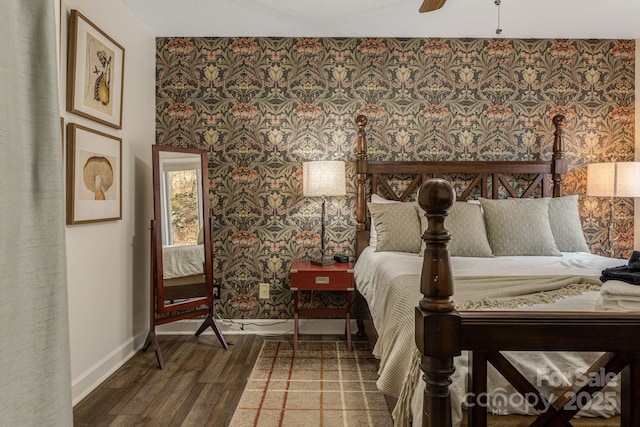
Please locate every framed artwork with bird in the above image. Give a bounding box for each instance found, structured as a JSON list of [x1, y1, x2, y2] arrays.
[[67, 9, 125, 129]]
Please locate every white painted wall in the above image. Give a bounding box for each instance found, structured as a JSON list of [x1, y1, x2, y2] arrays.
[[58, 0, 155, 404]]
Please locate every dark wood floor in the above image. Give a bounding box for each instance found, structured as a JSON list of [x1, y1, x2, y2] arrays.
[[73, 334, 365, 426]]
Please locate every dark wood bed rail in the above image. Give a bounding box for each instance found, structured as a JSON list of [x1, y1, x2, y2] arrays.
[[416, 179, 640, 427], [355, 114, 567, 258]]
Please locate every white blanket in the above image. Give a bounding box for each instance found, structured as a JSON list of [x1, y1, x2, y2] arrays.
[[162, 244, 204, 279], [354, 248, 627, 426], [596, 279, 640, 311]]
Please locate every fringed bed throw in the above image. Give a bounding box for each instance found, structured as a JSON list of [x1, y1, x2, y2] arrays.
[[373, 274, 602, 426]]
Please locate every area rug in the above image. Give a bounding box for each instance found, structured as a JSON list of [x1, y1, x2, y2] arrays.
[[229, 340, 393, 427]]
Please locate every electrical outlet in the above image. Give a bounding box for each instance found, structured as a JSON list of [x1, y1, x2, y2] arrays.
[[259, 282, 270, 299]]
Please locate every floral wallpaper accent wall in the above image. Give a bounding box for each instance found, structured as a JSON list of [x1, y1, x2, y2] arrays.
[[156, 37, 635, 319]]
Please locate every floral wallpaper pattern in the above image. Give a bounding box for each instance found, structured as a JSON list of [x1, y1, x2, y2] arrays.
[[156, 37, 635, 319]]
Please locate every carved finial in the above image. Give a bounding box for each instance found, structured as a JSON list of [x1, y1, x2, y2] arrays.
[[356, 115, 367, 130], [418, 178, 455, 214], [552, 114, 565, 128], [551, 114, 567, 197], [356, 115, 368, 160]]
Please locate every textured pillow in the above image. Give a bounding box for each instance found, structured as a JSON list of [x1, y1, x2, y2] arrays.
[[417, 201, 494, 257], [547, 195, 590, 252], [368, 193, 396, 247], [368, 201, 422, 253], [479, 198, 561, 256]]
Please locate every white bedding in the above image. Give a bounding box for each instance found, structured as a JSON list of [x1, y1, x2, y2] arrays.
[[162, 244, 204, 279], [354, 247, 629, 426], [355, 247, 625, 334], [596, 279, 640, 311]]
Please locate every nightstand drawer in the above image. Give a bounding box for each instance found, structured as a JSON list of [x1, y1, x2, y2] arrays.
[[290, 260, 354, 291], [290, 270, 353, 290]]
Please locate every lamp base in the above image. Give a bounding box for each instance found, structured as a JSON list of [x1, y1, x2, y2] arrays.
[[310, 258, 335, 266]]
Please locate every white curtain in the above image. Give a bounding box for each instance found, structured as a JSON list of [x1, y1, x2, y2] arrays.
[[0, 0, 73, 424]]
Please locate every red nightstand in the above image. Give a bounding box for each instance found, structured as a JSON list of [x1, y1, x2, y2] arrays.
[[290, 260, 355, 351]]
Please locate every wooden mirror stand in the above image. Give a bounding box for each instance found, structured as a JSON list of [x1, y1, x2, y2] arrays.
[[143, 145, 228, 369]]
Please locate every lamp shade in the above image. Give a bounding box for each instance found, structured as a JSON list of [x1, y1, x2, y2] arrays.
[[303, 161, 346, 197], [587, 162, 640, 198]]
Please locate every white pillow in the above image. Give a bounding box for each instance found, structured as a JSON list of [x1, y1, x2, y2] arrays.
[[368, 193, 397, 247]]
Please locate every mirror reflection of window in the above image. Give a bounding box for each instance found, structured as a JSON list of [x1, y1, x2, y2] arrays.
[[159, 157, 203, 246], [167, 169, 199, 244]]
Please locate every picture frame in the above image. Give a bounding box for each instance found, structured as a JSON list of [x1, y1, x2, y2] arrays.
[[67, 123, 122, 224], [67, 10, 125, 129]]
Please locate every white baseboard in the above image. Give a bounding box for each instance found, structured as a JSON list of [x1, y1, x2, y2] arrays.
[[156, 318, 357, 336], [72, 318, 355, 406], [71, 330, 147, 406]]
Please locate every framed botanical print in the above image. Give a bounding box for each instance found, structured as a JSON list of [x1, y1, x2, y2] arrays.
[[66, 123, 122, 224], [67, 10, 125, 129]]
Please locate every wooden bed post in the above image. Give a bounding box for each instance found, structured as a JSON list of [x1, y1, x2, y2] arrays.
[[355, 114, 369, 258], [551, 114, 567, 197], [415, 179, 461, 427]]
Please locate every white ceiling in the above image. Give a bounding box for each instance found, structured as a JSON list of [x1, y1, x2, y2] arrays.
[[121, 0, 640, 39]]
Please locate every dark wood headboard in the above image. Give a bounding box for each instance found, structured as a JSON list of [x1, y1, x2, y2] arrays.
[[355, 114, 568, 257]]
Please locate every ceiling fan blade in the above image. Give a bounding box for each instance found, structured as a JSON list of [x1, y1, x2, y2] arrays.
[[419, 0, 447, 13]]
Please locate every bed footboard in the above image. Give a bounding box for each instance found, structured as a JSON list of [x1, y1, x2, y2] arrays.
[[416, 179, 640, 427]]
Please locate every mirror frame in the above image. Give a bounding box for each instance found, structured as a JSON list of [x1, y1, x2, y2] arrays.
[[152, 144, 212, 315]]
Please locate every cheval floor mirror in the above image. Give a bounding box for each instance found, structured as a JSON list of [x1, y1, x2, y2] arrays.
[[144, 144, 228, 369]]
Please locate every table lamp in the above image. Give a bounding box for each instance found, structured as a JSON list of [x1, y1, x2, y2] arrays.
[[303, 160, 346, 265], [587, 161, 640, 257]]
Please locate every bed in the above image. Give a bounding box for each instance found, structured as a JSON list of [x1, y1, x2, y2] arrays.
[[161, 243, 206, 301], [352, 114, 640, 426]]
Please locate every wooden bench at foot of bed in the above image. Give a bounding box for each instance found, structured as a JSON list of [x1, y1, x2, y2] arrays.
[[416, 179, 640, 427]]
